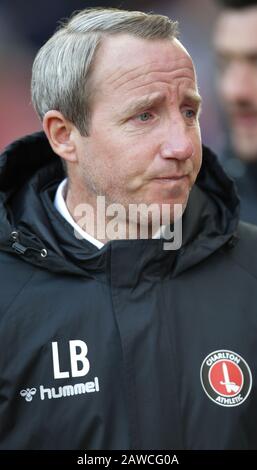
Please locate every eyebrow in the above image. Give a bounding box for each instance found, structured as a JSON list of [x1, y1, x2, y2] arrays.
[[184, 90, 202, 108], [121, 92, 166, 117], [121, 90, 202, 118]]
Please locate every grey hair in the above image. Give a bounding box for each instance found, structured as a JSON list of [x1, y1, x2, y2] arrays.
[[31, 7, 179, 136]]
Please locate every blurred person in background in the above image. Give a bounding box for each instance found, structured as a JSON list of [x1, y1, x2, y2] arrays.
[[214, 0, 257, 224]]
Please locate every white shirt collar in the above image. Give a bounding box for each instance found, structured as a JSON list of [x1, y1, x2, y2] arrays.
[[54, 178, 104, 249]]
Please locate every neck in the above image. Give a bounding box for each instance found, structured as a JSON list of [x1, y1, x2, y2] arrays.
[[65, 181, 158, 244]]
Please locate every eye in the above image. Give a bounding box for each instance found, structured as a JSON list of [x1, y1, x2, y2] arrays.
[[136, 112, 153, 122], [184, 109, 196, 119]]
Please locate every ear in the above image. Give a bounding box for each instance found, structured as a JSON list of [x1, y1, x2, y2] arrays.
[[43, 110, 78, 163]]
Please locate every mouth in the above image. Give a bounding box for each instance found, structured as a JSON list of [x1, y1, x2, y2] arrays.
[[231, 112, 257, 128], [153, 174, 189, 182]]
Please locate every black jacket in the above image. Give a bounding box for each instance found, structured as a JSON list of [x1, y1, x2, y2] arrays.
[[1, 132, 257, 450], [221, 151, 257, 225]]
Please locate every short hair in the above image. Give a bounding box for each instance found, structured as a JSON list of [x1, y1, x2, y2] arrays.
[[31, 7, 178, 136], [216, 0, 257, 9]]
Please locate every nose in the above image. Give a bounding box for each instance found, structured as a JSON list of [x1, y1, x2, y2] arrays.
[[159, 120, 194, 161], [220, 61, 253, 104]]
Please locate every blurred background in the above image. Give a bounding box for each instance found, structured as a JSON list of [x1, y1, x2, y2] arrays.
[[0, 0, 223, 154]]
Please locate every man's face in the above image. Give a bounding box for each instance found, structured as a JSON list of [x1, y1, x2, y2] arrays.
[[214, 8, 257, 161], [75, 35, 202, 223]]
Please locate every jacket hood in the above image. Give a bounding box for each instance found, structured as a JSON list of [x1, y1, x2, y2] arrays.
[[0, 132, 240, 278]]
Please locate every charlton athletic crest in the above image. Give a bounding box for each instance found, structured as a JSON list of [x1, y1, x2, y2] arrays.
[[200, 349, 252, 407]]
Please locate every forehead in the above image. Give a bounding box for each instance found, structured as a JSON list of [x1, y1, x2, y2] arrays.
[[92, 34, 197, 97], [214, 8, 257, 54]]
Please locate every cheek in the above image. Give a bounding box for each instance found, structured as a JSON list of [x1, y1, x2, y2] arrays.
[[85, 133, 121, 174], [112, 137, 156, 177], [126, 133, 159, 161], [192, 134, 202, 177]]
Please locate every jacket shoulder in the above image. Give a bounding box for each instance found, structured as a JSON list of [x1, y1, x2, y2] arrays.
[[228, 221, 257, 280]]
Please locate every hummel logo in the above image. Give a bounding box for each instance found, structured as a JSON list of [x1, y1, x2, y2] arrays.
[[20, 388, 37, 402]]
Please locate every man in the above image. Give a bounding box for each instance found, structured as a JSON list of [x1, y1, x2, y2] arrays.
[[214, 0, 257, 223], [0, 7, 257, 450]]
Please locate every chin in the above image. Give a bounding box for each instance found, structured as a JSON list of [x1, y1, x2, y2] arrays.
[[157, 197, 188, 225]]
